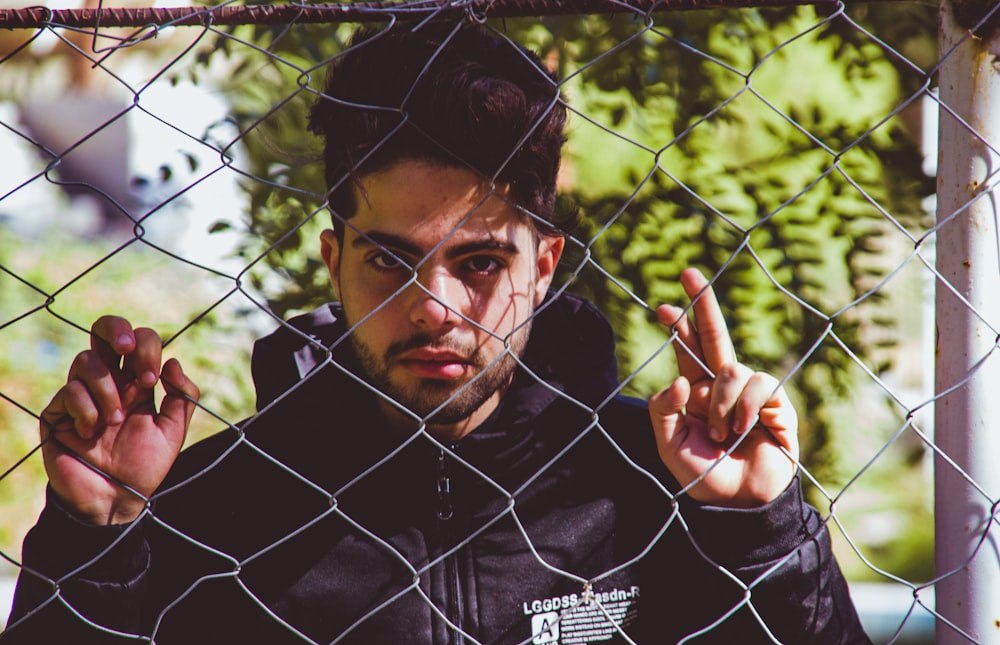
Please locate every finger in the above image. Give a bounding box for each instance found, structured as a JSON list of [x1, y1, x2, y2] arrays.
[[656, 304, 709, 381], [157, 358, 199, 441], [679, 268, 736, 373], [648, 376, 691, 450], [65, 351, 126, 436], [90, 316, 137, 370], [707, 363, 753, 443], [41, 380, 101, 441], [737, 373, 799, 458], [126, 328, 163, 389], [685, 379, 712, 420]]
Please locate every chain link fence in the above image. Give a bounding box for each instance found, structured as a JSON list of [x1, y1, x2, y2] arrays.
[[0, 0, 998, 643]]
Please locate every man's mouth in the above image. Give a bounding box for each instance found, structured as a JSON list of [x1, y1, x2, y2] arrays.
[[395, 348, 472, 380]]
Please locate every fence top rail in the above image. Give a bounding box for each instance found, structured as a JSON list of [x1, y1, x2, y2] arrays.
[[0, 0, 896, 30]]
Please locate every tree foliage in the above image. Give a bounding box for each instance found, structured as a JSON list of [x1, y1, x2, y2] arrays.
[[531, 6, 937, 487]]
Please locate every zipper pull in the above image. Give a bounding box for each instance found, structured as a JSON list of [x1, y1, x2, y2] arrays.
[[437, 448, 454, 521]]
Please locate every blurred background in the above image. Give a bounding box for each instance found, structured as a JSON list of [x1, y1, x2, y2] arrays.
[[0, 3, 950, 641]]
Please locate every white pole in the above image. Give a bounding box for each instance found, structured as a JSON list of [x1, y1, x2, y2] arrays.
[[934, 3, 1000, 644]]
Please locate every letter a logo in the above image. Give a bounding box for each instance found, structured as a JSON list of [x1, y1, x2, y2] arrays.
[[531, 611, 559, 644]]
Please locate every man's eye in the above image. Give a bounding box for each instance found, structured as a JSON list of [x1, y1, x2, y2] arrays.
[[370, 252, 404, 270], [464, 256, 502, 273]]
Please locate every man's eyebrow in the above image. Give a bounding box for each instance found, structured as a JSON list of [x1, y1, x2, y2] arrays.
[[352, 231, 520, 260], [445, 240, 520, 260], [351, 232, 422, 258]]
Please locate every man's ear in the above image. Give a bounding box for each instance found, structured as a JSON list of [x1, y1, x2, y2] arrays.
[[533, 234, 565, 306], [319, 229, 341, 300]]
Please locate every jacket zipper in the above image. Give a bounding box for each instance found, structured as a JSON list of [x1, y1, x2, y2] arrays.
[[437, 447, 465, 645]]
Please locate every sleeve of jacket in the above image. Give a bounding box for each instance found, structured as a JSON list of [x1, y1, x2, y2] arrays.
[[603, 397, 869, 643], [670, 478, 872, 644], [4, 428, 241, 644], [4, 489, 150, 644]]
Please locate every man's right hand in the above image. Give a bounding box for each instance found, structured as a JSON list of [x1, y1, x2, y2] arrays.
[[39, 316, 200, 526]]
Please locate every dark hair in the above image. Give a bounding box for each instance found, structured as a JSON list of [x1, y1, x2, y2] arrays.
[[308, 21, 572, 237]]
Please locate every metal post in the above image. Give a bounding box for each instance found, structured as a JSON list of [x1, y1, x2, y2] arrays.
[[934, 2, 1000, 644]]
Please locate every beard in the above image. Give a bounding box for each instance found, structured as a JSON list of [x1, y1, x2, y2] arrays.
[[348, 323, 532, 425]]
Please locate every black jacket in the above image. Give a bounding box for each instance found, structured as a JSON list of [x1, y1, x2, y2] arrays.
[[5, 294, 870, 644]]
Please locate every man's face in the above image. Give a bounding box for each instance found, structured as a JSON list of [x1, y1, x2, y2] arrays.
[[320, 160, 564, 440]]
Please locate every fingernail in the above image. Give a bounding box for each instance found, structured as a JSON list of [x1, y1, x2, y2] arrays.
[[108, 408, 125, 425], [117, 334, 132, 348], [140, 371, 158, 387]]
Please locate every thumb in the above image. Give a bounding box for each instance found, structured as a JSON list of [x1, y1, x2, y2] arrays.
[[648, 376, 690, 450], [158, 358, 200, 438]]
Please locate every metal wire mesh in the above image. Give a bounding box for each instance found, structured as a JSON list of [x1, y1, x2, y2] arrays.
[[1, 1, 998, 643]]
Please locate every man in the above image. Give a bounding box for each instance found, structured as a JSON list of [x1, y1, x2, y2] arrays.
[[5, 19, 870, 644]]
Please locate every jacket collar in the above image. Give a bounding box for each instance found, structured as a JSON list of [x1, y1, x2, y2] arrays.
[[251, 292, 620, 434]]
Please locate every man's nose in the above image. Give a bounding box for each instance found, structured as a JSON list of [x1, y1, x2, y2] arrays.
[[409, 269, 461, 331]]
